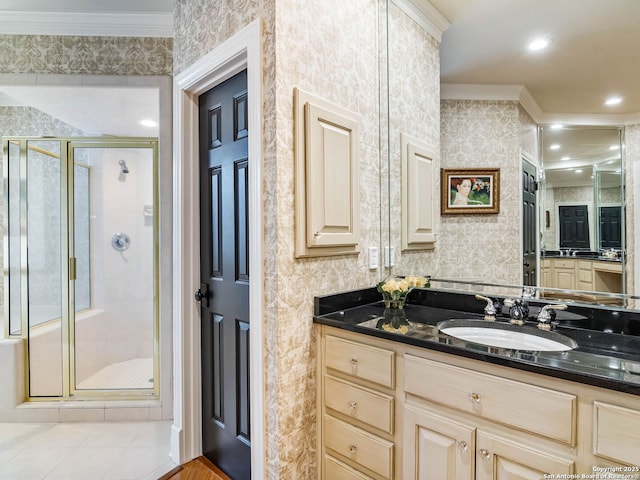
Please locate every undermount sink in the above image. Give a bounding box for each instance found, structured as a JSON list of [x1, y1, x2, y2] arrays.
[[437, 319, 578, 352]]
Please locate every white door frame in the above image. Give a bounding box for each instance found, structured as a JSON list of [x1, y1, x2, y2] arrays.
[[171, 19, 265, 478]]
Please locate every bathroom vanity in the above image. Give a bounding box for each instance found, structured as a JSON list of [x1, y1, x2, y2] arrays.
[[314, 287, 640, 479], [540, 252, 624, 303]]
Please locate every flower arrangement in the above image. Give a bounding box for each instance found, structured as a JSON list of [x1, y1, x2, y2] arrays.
[[376, 275, 429, 309]]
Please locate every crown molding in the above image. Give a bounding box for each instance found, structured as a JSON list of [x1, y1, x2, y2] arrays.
[[441, 83, 640, 126], [391, 0, 450, 42], [0, 11, 173, 37], [539, 112, 640, 127]]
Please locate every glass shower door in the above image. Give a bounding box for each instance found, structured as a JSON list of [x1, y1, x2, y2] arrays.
[[3, 137, 158, 399], [26, 140, 65, 397], [70, 144, 157, 394]]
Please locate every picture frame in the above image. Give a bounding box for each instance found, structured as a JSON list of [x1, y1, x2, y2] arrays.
[[440, 168, 500, 215]]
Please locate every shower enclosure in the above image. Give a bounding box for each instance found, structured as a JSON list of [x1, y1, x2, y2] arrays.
[[2, 137, 158, 399]]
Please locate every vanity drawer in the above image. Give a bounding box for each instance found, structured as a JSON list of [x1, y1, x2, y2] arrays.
[[578, 268, 593, 282], [324, 455, 374, 480], [594, 402, 640, 465], [404, 355, 576, 444], [554, 259, 576, 269], [324, 375, 394, 434], [324, 414, 394, 479], [325, 335, 395, 388], [578, 260, 592, 270]]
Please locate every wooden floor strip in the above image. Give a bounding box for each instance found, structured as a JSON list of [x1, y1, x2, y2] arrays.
[[158, 456, 232, 480]]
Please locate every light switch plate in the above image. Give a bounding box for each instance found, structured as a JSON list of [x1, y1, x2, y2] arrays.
[[368, 246, 378, 269]]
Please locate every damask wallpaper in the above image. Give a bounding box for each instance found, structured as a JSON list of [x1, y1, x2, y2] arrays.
[[0, 106, 85, 137], [0, 35, 172, 75], [438, 99, 525, 285]]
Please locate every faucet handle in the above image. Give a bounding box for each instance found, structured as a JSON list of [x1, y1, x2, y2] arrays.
[[537, 304, 568, 330], [475, 295, 497, 321], [503, 297, 529, 325]]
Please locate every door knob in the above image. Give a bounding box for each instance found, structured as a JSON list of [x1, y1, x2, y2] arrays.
[[194, 283, 210, 307]]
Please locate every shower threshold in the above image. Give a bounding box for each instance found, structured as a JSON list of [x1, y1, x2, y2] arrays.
[[77, 358, 154, 390]]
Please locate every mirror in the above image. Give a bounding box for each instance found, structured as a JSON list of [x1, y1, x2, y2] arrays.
[[539, 125, 626, 304], [380, 1, 635, 307]]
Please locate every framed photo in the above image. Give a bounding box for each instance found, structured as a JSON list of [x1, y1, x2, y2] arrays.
[[440, 168, 500, 215]]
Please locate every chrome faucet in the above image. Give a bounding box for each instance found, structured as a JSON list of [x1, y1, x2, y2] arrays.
[[475, 294, 497, 321], [503, 298, 529, 326], [536, 304, 568, 330]]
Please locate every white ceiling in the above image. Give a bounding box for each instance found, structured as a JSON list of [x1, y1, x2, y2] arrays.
[[0, 85, 159, 137], [428, 0, 634, 188], [431, 0, 640, 118]]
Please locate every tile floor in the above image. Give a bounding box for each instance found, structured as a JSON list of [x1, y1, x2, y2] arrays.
[[0, 420, 176, 480]]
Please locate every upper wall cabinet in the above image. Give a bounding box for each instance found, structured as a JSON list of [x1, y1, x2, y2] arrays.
[[401, 133, 437, 251], [294, 88, 362, 258]]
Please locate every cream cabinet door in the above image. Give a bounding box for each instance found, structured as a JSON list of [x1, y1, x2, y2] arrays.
[[403, 405, 474, 480], [475, 431, 574, 480]]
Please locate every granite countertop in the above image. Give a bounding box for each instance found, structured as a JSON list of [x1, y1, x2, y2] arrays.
[[313, 288, 640, 396], [542, 250, 622, 262]]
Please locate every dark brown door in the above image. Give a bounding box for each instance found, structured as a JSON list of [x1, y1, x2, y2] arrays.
[[198, 70, 250, 480], [522, 160, 537, 286]]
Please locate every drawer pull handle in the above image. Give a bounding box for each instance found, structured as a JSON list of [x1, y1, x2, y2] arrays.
[[349, 444, 357, 454], [479, 448, 491, 459], [469, 392, 481, 403], [348, 400, 357, 412], [457, 440, 468, 452], [350, 358, 358, 373]]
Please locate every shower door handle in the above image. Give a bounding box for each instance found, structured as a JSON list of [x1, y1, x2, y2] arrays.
[[194, 283, 210, 307]]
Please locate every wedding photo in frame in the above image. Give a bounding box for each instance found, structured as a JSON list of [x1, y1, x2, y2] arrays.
[[441, 168, 500, 215]]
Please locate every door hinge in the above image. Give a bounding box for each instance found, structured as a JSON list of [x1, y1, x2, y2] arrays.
[[69, 257, 77, 281]]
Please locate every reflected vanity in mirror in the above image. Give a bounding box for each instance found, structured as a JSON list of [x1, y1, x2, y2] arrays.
[[539, 126, 626, 304]]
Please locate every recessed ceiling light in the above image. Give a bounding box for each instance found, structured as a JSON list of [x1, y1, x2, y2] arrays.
[[549, 144, 561, 150], [528, 38, 549, 51], [550, 124, 563, 129], [605, 97, 622, 106], [561, 156, 570, 161], [140, 119, 157, 127]]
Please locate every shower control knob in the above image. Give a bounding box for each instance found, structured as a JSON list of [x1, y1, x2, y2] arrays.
[[111, 233, 131, 251]]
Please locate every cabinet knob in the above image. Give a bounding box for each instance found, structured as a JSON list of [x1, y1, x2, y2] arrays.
[[348, 400, 357, 412], [349, 444, 357, 454], [350, 358, 358, 373], [457, 440, 468, 452], [469, 392, 481, 403], [479, 448, 491, 459]]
